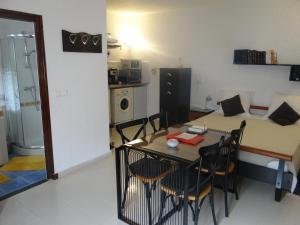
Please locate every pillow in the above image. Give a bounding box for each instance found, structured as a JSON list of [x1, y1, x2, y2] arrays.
[[268, 102, 300, 126], [216, 89, 252, 115], [221, 95, 245, 117], [265, 93, 300, 124]]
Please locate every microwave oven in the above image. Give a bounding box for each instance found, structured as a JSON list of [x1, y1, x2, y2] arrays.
[[118, 69, 141, 84], [121, 59, 142, 70]]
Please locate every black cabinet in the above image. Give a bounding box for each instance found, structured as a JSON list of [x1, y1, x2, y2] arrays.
[[160, 68, 191, 127]]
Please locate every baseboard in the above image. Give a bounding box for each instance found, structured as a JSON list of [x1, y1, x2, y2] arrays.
[[58, 151, 112, 178]]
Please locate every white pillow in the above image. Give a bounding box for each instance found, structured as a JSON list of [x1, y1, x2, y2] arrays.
[[216, 89, 252, 115], [265, 93, 300, 123]]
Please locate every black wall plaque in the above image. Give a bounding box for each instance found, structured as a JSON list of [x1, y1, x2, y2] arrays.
[[62, 30, 102, 53]]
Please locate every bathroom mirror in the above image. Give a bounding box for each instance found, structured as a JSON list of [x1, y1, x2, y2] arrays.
[[0, 9, 54, 200]]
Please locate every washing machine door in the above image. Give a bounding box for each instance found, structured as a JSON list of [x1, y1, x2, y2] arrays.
[[117, 96, 133, 122], [120, 97, 129, 111], [111, 88, 133, 124]]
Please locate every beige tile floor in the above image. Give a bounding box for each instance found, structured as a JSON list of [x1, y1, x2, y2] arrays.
[[0, 152, 300, 225]]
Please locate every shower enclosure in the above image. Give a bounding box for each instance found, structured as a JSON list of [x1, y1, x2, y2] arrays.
[[0, 30, 44, 155]]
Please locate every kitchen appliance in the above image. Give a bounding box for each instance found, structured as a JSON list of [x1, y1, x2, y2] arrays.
[[118, 59, 142, 84], [110, 88, 133, 124], [108, 68, 119, 84], [118, 69, 142, 84], [121, 59, 142, 70]]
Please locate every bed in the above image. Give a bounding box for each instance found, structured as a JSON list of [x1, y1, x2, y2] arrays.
[[189, 111, 300, 201]]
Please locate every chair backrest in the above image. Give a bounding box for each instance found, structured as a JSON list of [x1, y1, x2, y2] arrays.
[[149, 111, 168, 134], [220, 120, 246, 163], [198, 136, 225, 174], [194, 136, 225, 194], [115, 118, 148, 144], [230, 120, 246, 153]]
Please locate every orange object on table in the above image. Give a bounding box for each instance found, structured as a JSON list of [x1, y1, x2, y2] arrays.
[[166, 132, 205, 145]]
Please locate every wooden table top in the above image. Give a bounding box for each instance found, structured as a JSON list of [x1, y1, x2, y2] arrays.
[[124, 126, 227, 164]]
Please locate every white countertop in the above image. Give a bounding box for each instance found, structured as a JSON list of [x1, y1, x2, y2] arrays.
[[109, 82, 148, 89]]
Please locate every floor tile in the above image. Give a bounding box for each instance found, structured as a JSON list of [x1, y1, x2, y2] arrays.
[[0, 154, 47, 198], [0, 198, 44, 225], [1, 153, 300, 225]]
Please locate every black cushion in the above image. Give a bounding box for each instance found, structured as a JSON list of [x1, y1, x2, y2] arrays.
[[221, 95, 245, 117], [161, 169, 209, 196], [129, 158, 171, 179], [269, 102, 300, 126]]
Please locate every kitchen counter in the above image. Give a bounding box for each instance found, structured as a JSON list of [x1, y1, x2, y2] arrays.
[[109, 83, 148, 89]]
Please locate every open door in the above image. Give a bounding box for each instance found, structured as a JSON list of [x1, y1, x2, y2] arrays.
[[0, 8, 55, 200]]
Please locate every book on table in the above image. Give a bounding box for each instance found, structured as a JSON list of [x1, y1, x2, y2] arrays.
[[166, 132, 205, 145]]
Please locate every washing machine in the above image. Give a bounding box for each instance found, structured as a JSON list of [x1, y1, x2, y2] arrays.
[[111, 87, 134, 124]]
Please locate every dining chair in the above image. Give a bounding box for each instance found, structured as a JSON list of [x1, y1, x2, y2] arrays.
[[201, 120, 246, 217], [149, 111, 169, 134], [157, 136, 225, 225], [115, 118, 171, 225]]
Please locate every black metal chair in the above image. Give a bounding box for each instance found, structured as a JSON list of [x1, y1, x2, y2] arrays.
[[201, 120, 246, 217], [157, 136, 225, 225], [149, 111, 168, 134], [116, 118, 171, 225]]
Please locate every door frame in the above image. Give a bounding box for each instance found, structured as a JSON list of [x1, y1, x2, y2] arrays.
[[0, 8, 56, 179]]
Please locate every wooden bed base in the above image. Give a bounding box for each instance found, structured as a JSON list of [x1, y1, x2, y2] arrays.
[[240, 145, 292, 161], [239, 146, 292, 201], [238, 160, 292, 201]]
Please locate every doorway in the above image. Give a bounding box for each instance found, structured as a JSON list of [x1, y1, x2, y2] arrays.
[[0, 9, 54, 200]]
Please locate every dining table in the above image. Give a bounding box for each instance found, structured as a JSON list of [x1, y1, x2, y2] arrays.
[[115, 125, 227, 225]]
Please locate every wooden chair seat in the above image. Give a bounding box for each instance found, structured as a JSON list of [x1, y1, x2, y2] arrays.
[[201, 162, 235, 176], [160, 169, 211, 201], [129, 158, 171, 183], [161, 184, 211, 201]]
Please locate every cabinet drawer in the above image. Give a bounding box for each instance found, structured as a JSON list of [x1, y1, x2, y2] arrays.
[[160, 69, 178, 83], [165, 80, 175, 88], [161, 77, 177, 94]]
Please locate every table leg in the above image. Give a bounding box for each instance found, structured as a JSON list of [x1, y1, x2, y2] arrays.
[[115, 146, 122, 218], [275, 159, 285, 202], [183, 167, 189, 225]]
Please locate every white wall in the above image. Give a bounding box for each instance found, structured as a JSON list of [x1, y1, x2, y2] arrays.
[[107, 0, 300, 110], [1, 0, 110, 172], [0, 52, 4, 107]]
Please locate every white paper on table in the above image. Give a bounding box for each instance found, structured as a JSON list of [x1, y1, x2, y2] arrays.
[[175, 133, 197, 140]]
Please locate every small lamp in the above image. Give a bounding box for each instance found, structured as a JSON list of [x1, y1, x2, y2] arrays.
[[204, 95, 212, 109]]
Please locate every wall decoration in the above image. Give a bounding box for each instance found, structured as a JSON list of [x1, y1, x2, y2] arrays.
[[62, 30, 102, 53]]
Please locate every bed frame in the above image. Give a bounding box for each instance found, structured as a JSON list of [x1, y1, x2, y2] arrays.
[[238, 105, 294, 202]]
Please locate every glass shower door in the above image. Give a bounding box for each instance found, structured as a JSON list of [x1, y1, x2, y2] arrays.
[[0, 38, 23, 147], [13, 35, 43, 148], [0, 36, 44, 149]]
